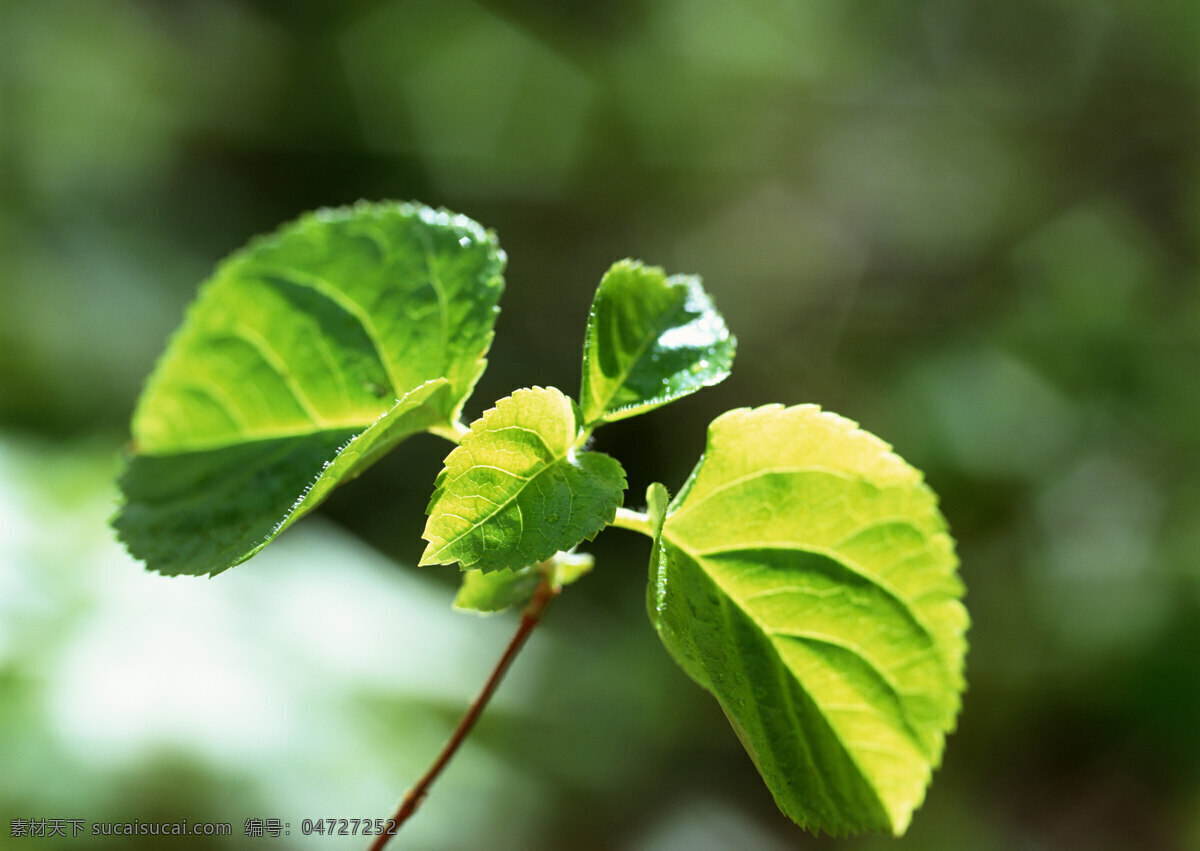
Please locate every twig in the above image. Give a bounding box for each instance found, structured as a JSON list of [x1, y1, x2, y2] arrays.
[[609, 506, 653, 537], [368, 573, 559, 850]]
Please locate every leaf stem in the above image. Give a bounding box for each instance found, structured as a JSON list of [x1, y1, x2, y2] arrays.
[[368, 572, 559, 851], [428, 420, 470, 444], [573, 425, 595, 450], [610, 506, 654, 537]]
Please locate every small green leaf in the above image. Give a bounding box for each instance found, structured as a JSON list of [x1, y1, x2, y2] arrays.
[[114, 201, 505, 576], [648, 405, 968, 836], [580, 259, 735, 427], [421, 387, 626, 573], [454, 565, 542, 614], [454, 551, 594, 614]]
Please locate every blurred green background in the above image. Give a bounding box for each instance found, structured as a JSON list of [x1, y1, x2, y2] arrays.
[[2, 0, 1198, 848]]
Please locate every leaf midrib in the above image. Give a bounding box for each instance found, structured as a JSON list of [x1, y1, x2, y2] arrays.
[[696, 546, 892, 831], [711, 585, 846, 823], [668, 465, 920, 525], [424, 424, 573, 564], [254, 263, 406, 398]]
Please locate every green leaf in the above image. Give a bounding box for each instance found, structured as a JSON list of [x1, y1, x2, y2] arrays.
[[648, 405, 968, 836], [454, 551, 594, 614], [580, 259, 735, 427], [454, 565, 543, 614], [421, 387, 626, 573], [114, 201, 506, 576]]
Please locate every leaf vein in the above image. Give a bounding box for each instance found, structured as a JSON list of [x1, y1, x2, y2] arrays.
[[667, 466, 868, 523], [227, 324, 328, 426], [432, 463, 560, 561], [772, 632, 930, 756], [176, 379, 251, 432], [687, 541, 944, 659], [591, 286, 687, 420], [255, 264, 404, 398]]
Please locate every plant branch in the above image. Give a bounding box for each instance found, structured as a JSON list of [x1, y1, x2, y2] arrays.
[[609, 506, 653, 537], [368, 571, 560, 851], [573, 425, 596, 450]]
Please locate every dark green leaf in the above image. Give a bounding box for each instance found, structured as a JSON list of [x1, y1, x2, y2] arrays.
[[580, 259, 734, 427]]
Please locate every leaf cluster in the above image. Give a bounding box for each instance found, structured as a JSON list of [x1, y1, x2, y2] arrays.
[[113, 202, 967, 837]]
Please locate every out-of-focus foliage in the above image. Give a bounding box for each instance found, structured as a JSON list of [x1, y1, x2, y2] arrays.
[[2, 0, 1197, 848]]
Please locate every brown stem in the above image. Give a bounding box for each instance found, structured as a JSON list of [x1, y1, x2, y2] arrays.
[[368, 572, 560, 851]]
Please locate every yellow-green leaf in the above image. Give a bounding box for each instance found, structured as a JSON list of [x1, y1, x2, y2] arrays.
[[648, 404, 968, 836], [421, 387, 625, 573]]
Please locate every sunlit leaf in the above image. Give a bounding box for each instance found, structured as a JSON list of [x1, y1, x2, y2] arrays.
[[580, 259, 734, 427], [648, 404, 968, 836], [114, 201, 505, 576], [454, 551, 594, 614], [421, 387, 625, 573]]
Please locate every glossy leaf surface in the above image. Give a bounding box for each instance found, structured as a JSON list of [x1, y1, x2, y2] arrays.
[[114, 202, 505, 575], [648, 405, 968, 836], [580, 259, 734, 426], [421, 387, 625, 573]]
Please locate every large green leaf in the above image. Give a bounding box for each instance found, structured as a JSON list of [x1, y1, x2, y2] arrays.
[[648, 405, 968, 836], [579, 259, 735, 427], [114, 201, 506, 576], [421, 387, 626, 573]]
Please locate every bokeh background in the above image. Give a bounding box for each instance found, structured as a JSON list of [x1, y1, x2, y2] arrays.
[[2, 1, 1198, 848]]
